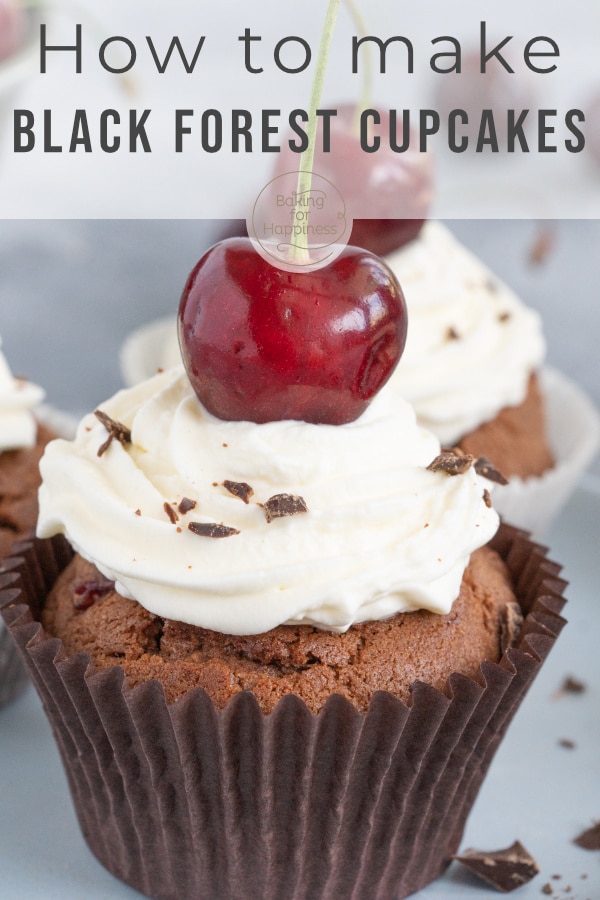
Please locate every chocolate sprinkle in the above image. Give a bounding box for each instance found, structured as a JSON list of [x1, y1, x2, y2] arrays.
[[483, 488, 493, 508], [498, 311, 512, 323], [223, 480, 254, 504], [454, 840, 539, 892], [94, 409, 132, 458], [474, 456, 509, 486], [164, 502, 179, 524], [178, 497, 197, 514], [446, 326, 460, 340], [427, 449, 474, 476], [263, 493, 308, 523], [188, 521, 240, 539], [573, 822, 600, 850]]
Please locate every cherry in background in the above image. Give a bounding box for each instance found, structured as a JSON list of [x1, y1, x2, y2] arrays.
[[0, 0, 25, 63], [586, 91, 600, 166], [269, 104, 433, 256], [179, 237, 407, 425], [434, 50, 536, 147]]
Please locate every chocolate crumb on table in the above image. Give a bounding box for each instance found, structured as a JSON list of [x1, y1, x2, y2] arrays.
[[562, 676, 587, 694], [573, 822, 600, 850], [558, 738, 577, 749], [454, 840, 539, 892], [541, 885, 553, 896]]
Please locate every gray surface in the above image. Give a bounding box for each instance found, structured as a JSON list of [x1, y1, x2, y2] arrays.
[[1, 477, 599, 899], [0, 218, 598, 474]]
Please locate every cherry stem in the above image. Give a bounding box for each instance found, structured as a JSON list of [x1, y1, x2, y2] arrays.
[[290, 0, 341, 265], [344, 0, 372, 135]]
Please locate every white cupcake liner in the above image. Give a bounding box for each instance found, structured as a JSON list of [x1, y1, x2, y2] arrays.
[[493, 367, 600, 537]]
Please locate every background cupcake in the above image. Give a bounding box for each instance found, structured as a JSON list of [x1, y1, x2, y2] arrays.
[[0, 334, 50, 706]]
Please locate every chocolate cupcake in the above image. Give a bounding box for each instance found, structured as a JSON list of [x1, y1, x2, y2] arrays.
[[383, 222, 599, 533], [0, 363, 568, 899], [0, 337, 51, 706]]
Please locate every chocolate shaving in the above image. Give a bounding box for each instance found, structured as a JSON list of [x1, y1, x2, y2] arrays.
[[483, 488, 493, 508], [474, 456, 509, 486], [562, 676, 587, 695], [178, 497, 197, 514], [573, 822, 600, 851], [427, 449, 474, 476], [73, 577, 114, 611], [188, 521, 240, 539], [498, 311, 512, 323], [501, 602, 524, 653], [164, 502, 179, 524], [223, 480, 254, 504], [94, 409, 132, 458], [446, 326, 460, 340], [454, 840, 539, 892], [528, 224, 555, 266], [263, 493, 308, 524]]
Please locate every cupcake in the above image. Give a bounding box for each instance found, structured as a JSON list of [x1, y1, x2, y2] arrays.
[[0, 334, 52, 706], [383, 222, 600, 533], [1, 239, 567, 899]]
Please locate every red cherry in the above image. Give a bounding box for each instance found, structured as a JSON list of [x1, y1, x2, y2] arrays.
[[0, 0, 25, 63], [178, 238, 407, 425], [434, 50, 535, 147], [269, 103, 433, 256], [586, 91, 600, 166]]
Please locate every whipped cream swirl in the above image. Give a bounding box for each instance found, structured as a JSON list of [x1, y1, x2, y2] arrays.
[[38, 367, 499, 635], [0, 339, 44, 452], [386, 222, 546, 444]]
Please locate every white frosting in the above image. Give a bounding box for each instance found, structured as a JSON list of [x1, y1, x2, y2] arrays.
[[38, 367, 499, 635], [0, 339, 44, 452], [386, 222, 546, 445]]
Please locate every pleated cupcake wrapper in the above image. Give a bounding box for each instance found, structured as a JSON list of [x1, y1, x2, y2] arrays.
[[0, 525, 567, 900]]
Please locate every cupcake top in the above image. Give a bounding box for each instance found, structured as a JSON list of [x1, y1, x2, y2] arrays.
[[0, 337, 44, 453], [37, 367, 499, 635], [386, 222, 546, 444]]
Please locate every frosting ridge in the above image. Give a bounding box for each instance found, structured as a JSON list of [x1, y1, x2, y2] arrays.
[[38, 367, 499, 635]]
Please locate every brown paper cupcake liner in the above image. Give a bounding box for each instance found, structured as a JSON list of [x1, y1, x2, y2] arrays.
[[0, 525, 567, 900]]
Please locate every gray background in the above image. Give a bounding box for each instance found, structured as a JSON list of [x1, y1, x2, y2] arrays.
[[0, 218, 598, 474]]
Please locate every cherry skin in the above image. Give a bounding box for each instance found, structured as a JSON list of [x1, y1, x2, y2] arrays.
[[178, 238, 408, 425], [0, 0, 25, 63], [269, 104, 433, 256]]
